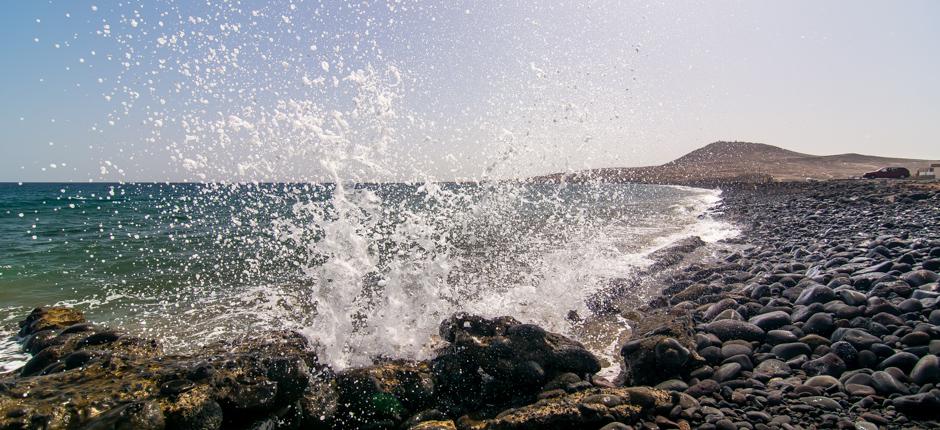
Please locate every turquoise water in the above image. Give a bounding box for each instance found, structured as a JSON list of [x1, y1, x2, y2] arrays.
[[0, 182, 733, 370]]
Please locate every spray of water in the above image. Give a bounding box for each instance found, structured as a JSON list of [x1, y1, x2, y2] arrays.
[[6, 1, 739, 371]]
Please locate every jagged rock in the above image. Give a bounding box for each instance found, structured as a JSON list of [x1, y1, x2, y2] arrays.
[[618, 310, 704, 386], [18, 307, 86, 337], [432, 313, 601, 416], [0, 307, 320, 430], [333, 360, 434, 427]]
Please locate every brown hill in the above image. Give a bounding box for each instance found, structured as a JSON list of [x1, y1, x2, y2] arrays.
[[535, 141, 939, 185]]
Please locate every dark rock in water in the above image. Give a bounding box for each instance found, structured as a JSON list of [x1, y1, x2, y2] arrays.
[[721, 354, 753, 372], [791, 303, 824, 323], [703, 320, 765, 342], [748, 311, 791, 331], [910, 355, 940, 385], [62, 350, 95, 370]]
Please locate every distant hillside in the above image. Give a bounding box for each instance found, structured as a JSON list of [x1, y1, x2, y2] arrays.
[[534, 141, 939, 185]]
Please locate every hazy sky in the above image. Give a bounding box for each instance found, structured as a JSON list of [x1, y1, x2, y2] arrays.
[[1, 1, 938, 182]]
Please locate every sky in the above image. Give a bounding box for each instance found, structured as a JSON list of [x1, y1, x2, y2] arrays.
[[1, 0, 939, 182]]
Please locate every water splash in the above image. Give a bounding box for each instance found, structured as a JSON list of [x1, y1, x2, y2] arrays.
[[3, 1, 742, 371]]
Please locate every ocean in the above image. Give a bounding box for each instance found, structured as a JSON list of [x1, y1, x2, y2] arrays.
[[0, 181, 736, 372]]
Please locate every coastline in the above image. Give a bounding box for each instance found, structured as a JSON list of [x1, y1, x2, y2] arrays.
[[2, 180, 939, 429]]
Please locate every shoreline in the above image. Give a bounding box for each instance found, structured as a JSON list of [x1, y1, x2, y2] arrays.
[[1, 180, 939, 429]]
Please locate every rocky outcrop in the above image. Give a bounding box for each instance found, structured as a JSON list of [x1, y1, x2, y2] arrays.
[[2, 307, 322, 430], [2, 310, 671, 430]]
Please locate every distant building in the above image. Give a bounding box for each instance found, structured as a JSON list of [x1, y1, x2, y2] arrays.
[[916, 163, 939, 179]]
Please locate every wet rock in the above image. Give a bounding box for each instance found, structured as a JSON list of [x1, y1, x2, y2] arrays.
[[902, 270, 940, 287], [82, 401, 165, 430], [703, 320, 765, 342], [804, 375, 842, 391], [434, 313, 601, 415], [747, 311, 791, 331], [802, 313, 834, 336], [794, 285, 836, 306], [17, 307, 86, 337], [800, 396, 842, 411], [802, 353, 846, 377], [892, 392, 940, 418], [837, 329, 881, 350], [719, 342, 752, 359], [619, 311, 702, 386], [408, 420, 457, 430], [2, 309, 317, 430], [878, 352, 919, 373], [765, 330, 797, 345], [910, 355, 940, 385], [685, 379, 719, 397], [754, 359, 790, 378], [466, 387, 671, 429], [712, 363, 742, 383], [770, 342, 811, 360], [871, 370, 908, 395]]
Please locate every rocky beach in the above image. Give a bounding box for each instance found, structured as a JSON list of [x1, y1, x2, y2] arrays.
[[2, 179, 940, 430]]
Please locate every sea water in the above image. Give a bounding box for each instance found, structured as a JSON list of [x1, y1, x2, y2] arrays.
[[0, 181, 734, 371]]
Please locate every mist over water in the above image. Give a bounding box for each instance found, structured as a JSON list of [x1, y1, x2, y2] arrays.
[[1, 1, 739, 371]]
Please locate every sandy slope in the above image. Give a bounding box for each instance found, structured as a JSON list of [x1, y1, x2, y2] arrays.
[[535, 141, 939, 185]]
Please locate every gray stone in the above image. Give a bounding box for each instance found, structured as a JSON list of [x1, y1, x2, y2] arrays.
[[910, 355, 940, 385], [770, 342, 811, 360], [794, 285, 836, 306], [704, 320, 765, 342], [754, 359, 790, 378], [800, 396, 842, 410], [748, 311, 791, 331], [713, 362, 742, 383]]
